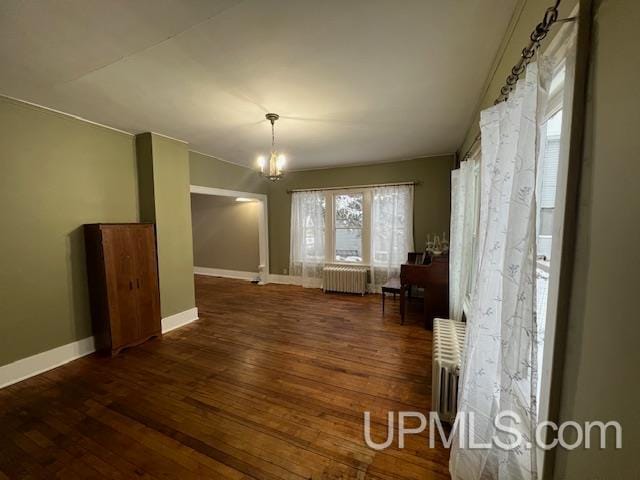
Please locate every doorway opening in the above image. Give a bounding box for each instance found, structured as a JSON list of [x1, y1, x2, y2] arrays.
[[190, 185, 269, 284]]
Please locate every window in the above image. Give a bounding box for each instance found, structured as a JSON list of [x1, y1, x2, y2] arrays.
[[537, 109, 562, 260], [535, 65, 566, 340], [334, 193, 364, 262], [536, 105, 565, 393], [290, 185, 413, 288], [535, 58, 572, 422]]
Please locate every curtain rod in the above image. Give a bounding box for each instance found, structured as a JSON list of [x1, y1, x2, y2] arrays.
[[459, 0, 576, 163], [287, 181, 419, 194]]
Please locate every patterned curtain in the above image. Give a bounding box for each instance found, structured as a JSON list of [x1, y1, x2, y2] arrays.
[[450, 62, 548, 480]]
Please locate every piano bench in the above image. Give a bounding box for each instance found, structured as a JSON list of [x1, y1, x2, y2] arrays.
[[381, 277, 402, 313]]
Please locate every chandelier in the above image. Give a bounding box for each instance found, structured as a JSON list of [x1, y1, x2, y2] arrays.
[[257, 113, 286, 181]]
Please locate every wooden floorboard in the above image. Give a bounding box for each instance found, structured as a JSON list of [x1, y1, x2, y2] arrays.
[[0, 275, 450, 479]]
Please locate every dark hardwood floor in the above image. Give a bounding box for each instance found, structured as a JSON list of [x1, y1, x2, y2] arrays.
[[0, 276, 450, 479]]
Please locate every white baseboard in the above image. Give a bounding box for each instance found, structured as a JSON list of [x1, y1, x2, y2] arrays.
[[267, 274, 301, 285], [162, 307, 199, 333], [194, 266, 258, 281], [0, 307, 199, 390], [0, 336, 96, 389], [268, 275, 383, 293], [267, 274, 325, 289], [195, 270, 313, 288]]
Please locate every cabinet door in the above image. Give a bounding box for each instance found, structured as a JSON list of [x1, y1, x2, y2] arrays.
[[131, 226, 161, 337], [101, 227, 139, 350]]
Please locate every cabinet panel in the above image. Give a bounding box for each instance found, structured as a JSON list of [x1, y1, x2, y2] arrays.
[[101, 226, 140, 349], [131, 226, 161, 338]]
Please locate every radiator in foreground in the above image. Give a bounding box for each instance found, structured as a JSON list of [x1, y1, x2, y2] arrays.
[[432, 318, 466, 424]]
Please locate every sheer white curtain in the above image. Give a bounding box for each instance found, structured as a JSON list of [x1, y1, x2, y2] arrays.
[[289, 191, 325, 288], [450, 63, 548, 480], [449, 159, 476, 320], [370, 185, 414, 291]]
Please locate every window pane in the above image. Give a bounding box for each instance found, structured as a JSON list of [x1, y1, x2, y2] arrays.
[[540, 113, 562, 209], [335, 194, 363, 228], [549, 65, 565, 98], [335, 228, 362, 262], [537, 109, 563, 261]]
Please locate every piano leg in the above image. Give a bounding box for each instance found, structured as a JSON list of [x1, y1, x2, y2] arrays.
[[423, 290, 434, 330], [400, 285, 406, 325]]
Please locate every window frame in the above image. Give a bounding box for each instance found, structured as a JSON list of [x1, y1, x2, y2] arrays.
[[463, 151, 481, 316], [326, 189, 372, 265], [534, 20, 579, 479]]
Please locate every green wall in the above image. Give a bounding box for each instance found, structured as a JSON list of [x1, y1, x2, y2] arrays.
[[552, 0, 640, 477], [0, 100, 197, 368], [191, 194, 260, 272], [0, 96, 139, 366], [267, 155, 453, 275], [137, 133, 196, 318], [189, 150, 268, 194]]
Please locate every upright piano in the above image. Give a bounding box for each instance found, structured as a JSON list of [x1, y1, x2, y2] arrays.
[[400, 252, 449, 329]]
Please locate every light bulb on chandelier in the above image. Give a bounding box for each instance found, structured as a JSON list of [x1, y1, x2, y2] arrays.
[[256, 113, 286, 181]]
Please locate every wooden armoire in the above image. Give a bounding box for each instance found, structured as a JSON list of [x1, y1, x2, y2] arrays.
[[84, 223, 161, 355]]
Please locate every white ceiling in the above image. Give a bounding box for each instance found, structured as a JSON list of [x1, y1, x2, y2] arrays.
[[0, 0, 517, 169]]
